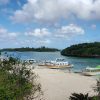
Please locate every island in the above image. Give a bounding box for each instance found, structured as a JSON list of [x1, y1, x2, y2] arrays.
[[0, 46, 60, 52], [61, 42, 100, 58]]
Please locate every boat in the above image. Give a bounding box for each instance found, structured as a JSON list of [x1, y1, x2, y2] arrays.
[[82, 65, 100, 76], [38, 58, 73, 69], [24, 59, 37, 64]]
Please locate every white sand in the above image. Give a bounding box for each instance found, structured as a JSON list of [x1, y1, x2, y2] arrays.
[[33, 67, 96, 100]]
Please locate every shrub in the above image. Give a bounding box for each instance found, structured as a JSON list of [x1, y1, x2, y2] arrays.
[[93, 78, 100, 100], [0, 57, 42, 100], [69, 93, 93, 100]]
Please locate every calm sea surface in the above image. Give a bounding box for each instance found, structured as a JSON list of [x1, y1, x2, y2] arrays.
[[2, 51, 100, 71]]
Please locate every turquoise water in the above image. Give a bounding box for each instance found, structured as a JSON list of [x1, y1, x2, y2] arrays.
[[2, 51, 100, 71]]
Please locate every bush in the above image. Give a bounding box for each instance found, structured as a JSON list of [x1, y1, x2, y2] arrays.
[[0, 57, 42, 100], [69, 93, 92, 100], [93, 79, 100, 100], [69, 78, 100, 100]]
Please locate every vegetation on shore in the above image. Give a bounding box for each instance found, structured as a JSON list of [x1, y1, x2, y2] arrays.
[[1, 46, 59, 52], [69, 93, 98, 100], [61, 42, 100, 58], [69, 78, 100, 100], [0, 57, 42, 100]]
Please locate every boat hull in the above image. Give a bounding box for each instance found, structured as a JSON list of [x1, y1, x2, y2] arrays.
[[82, 72, 100, 76], [46, 64, 73, 69]]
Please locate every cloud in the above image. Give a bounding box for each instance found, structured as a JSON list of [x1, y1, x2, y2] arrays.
[[55, 24, 85, 38], [0, 27, 18, 40], [17, 0, 22, 7], [0, 0, 10, 5], [91, 24, 96, 29], [8, 32, 18, 39], [25, 28, 51, 38], [35, 39, 51, 45], [16, 39, 51, 47], [11, 0, 100, 24], [0, 27, 7, 34], [25, 24, 84, 39]]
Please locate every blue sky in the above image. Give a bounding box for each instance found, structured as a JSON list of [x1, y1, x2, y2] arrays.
[[0, 0, 100, 49]]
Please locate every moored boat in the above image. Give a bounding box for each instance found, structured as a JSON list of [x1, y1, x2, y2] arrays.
[[38, 58, 73, 69], [24, 59, 37, 64], [82, 65, 100, 76]]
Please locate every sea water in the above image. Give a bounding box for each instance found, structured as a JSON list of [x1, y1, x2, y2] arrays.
[[2, 51, 100, 71]]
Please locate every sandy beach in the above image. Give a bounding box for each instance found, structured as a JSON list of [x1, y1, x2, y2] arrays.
[[33, 67, 96, 100]]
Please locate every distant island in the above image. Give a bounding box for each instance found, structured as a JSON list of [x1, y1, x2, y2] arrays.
[[0, 47, 60, 52], [61, 42, 100, 58]]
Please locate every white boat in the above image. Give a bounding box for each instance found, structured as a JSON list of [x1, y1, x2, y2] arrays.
[[38, 58, 73, 69], [24, 59, 37, 64], [82, 65, 100, 76]]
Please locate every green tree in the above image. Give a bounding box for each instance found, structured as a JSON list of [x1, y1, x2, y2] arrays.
[[61, 42, 100, 58]]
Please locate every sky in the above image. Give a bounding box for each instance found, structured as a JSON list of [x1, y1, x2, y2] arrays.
[[0, 0, 100, 49]]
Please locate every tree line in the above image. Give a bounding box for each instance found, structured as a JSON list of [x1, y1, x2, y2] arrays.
[[61, 42, 100, 58], [0, 46, 59, 52]]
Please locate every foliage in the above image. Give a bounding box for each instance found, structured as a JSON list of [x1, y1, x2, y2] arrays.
[[1, 46, 59, 52], [93, 78, 100, 100], [0, 57, 19, 71], [61, 42, 100, 58], [69, 93, 93, 100], [0, 57, 42, 100], [69, 78, 100, 100]]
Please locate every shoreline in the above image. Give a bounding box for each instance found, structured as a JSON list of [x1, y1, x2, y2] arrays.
[[33, 67, 96, 100], [61, 54, 100, 58]]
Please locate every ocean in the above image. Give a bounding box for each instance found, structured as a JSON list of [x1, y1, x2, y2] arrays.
[[2, 51, 100, 71]]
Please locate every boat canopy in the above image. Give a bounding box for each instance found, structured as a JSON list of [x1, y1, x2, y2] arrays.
[[24, 59, 36, 63], [56, 58, 65, 61], [86, 66, 100, 71], [96, 65, 100, 69]]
